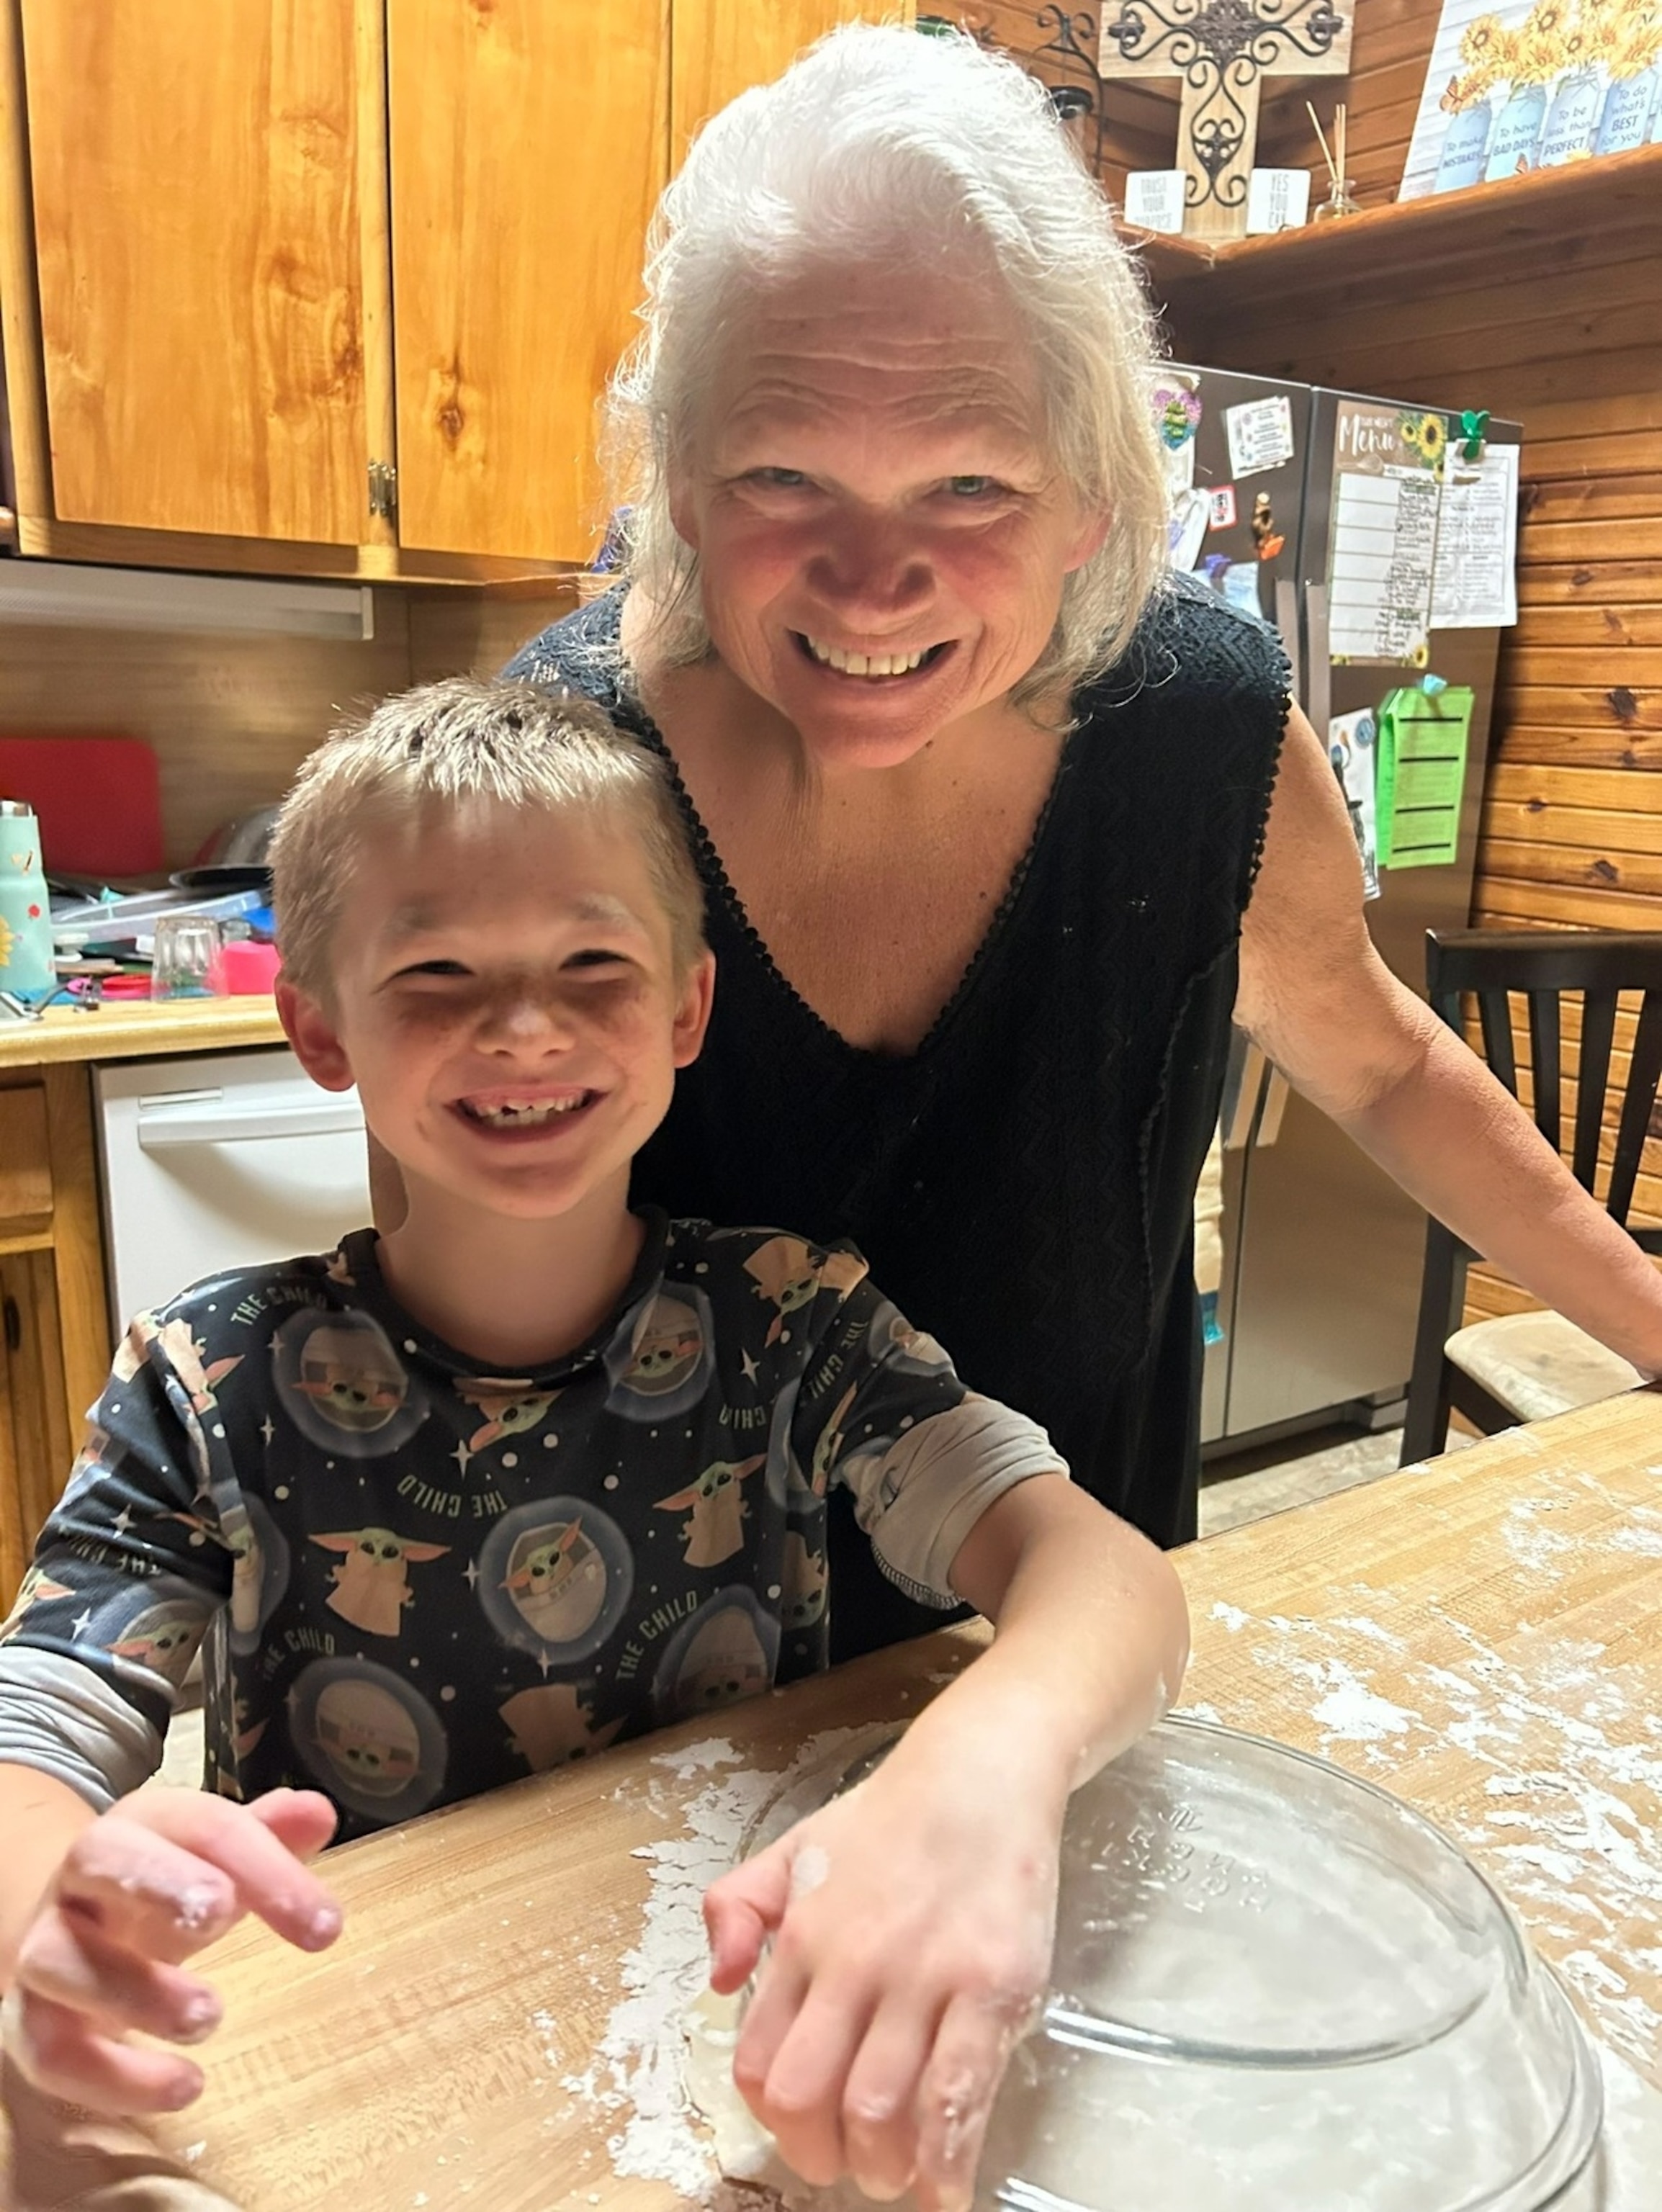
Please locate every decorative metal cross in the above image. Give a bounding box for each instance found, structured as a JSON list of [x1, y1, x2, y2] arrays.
[[1100, 0, 1351, 238]]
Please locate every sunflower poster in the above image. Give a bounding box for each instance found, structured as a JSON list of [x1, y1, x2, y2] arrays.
[[1329, 401, 1446, 667], [1400, 0, 1662, 201]]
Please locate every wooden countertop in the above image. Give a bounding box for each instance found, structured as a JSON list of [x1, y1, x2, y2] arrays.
[[0, 997, 286, 1071], [6, 1388, 1662, 2209]]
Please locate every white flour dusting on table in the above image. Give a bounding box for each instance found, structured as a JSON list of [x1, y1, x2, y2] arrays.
[[563, 1726, 876, 2204], [565, 1448, 1662, 2204], [1197, 1455, 1662, 2078]]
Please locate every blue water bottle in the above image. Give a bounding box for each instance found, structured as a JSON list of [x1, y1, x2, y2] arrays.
[[0, 800, 58, 1002]]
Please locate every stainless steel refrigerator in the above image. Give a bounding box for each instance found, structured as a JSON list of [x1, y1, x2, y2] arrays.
[[1164, 364, 1523, 1452]]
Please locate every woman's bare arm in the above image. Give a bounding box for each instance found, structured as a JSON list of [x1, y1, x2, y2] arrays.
[[1237, 705, 1662, 1377]]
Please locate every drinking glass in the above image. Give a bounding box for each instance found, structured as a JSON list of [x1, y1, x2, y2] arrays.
[[151, 914, 223, 999]]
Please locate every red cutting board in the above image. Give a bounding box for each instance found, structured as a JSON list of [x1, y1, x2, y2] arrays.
[[0, 735, 164, 876]]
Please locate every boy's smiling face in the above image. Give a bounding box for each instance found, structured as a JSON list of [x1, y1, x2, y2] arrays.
[[278, 797, 712, 1225]]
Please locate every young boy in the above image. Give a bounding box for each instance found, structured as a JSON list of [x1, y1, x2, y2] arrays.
[[0, 681, 1187, 2209]]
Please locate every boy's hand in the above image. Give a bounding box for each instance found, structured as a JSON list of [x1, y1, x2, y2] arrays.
[[702, 1744, 1060, 2212], [4, 1785, 341, 2116]]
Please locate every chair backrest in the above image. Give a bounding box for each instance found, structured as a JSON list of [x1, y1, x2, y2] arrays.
[[1425, 929, 1662, 1249]]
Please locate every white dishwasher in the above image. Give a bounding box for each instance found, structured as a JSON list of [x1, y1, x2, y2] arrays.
[[95, 1047, 372, 1334]]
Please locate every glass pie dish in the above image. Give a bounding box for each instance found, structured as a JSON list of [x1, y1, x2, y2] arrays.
[[743, 1716, 1603, 2211]]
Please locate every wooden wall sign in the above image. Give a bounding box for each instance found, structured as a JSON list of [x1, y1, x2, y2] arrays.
[[1100, 0, 1352, 238]]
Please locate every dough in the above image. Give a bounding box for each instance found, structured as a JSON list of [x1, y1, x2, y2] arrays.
[[1, 2054, 243, 2212], [681, 1987, 929, 2212]]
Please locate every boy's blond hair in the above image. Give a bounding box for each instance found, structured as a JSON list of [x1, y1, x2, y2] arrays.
[[269, 678, 706, 1001]]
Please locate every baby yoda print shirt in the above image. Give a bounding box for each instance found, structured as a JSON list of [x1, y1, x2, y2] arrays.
[[0, 1214, 1063, 1840]]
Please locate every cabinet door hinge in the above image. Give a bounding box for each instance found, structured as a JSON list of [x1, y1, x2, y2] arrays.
[[367, 460, 398, 522]]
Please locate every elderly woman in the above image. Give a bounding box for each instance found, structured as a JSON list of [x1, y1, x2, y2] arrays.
[[497, 22, 1661, 2197], [511, 24, 1658, 1581]]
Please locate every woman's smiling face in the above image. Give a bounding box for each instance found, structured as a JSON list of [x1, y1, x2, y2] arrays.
[[669, 258, 1108, 770]]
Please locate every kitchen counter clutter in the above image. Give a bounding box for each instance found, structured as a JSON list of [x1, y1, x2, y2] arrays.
[[4, 1386, 1657, 2211]]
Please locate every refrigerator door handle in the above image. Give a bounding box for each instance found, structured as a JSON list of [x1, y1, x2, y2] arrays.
[[1221, 1030, 1270, 1152], [1256, 1066, 1292, 1148], [1273, 578, 1303, 703], [1304, 580, 1332, 740]]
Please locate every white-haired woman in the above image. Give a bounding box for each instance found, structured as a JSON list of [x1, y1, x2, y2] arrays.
[[500, 22, 1661, 2198]]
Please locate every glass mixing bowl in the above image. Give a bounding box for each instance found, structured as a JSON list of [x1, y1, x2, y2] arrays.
[[742, 1716, 1602, 2211]]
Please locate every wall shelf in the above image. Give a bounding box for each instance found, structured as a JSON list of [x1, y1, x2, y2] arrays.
[[1121, 140, 1662, 331]]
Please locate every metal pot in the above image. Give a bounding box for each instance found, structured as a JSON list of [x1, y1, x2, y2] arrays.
[[195, 805, 281, 868]]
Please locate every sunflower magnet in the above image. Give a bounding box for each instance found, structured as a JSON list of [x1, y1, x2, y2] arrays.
[[1400, 411, 1449, 471]]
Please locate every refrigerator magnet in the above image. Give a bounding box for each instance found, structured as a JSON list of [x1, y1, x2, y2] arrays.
[[1153, 377, 1203, 498], [1224, 393, 1296, 480], [1251, 491, 1285, 561], [1208, 485, 1237, 531]]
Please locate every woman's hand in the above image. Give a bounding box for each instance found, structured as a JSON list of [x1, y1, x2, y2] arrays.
[[5, 1785, 340, 2115], [703, 1740, 1061, 2211]]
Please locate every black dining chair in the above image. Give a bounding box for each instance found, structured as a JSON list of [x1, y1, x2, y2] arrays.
[[1399, 928, 1662, 1467]]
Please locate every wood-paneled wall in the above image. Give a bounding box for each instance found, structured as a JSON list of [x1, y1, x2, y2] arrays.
[[0, 601, 414, 868], [0, 583, 583, 870]]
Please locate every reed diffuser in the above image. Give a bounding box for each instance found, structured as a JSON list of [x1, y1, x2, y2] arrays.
[[1308, 99, 1361, 220]]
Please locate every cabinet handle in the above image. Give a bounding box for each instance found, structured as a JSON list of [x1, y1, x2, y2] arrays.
[[3, 1296, 19, 1354]]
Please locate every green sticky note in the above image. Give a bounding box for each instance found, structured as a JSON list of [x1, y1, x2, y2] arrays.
[[1375, 686, 1473, 868]]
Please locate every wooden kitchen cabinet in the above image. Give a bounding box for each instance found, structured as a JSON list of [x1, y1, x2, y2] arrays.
[[0, 1066, 109, 1602], [1, 0, 888, 577], [16, 0, 377, 548], [385, 0, 668, 562]]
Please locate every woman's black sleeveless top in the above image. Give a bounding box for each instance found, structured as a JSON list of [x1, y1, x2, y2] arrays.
[[505, 580, 1289, 1658]]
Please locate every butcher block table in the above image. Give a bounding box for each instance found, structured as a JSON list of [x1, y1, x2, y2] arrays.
[[6, 1387, 1661, 2209]]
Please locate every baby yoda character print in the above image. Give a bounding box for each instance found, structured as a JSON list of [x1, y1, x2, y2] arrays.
[[603, 1283, 714, 1420], [0, 1565, 73, 1640], [289, 1659, 446, 1822], [500, 1519, 607, 1644], [109, 1595, 214, 1690], [310, 1527, 449, 1639], [272, 1308, 427, 1456], [500, 1683, 625, 1772], [112, 1314, 243, 1411], [313, 1678, 419, 1797], [454, 1376, 561, 1453], [865, 1300, 954, 1377], [765, 1375, 863, 1514], [653, 1588, 780, 1725], [743, 1237, 866, 1346], [226, 1495, 289, 1650], [476, 1497, 633, 1663], [654, 1455, 764, 1569], [807, 1381, 861, 1502], [779, 1529, 828, 1629]]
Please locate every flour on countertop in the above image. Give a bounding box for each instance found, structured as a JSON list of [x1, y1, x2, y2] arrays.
[[563, 1727, 880, 2206], [1201, 1453, 1662, 2074]]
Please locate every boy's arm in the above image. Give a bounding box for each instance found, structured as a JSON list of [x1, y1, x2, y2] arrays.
[[0, 1764, 98, 1988], [2, 1774, 340, 2113], [930, 1470, 1188, 1792], [0, 1306, 341, 2112], [704, 1473, 1187, 2212]]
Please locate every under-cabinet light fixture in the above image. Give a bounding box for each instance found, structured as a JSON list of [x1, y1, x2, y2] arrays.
[[0, 559, 374, 640]]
